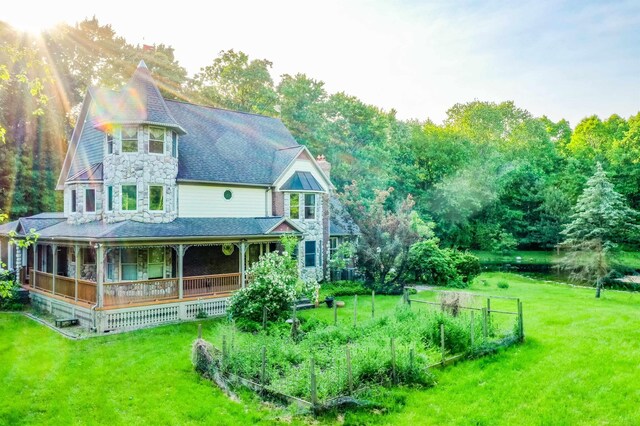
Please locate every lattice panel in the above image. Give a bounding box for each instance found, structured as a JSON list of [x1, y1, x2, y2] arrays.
[[184, 298, 228, 318], [105, 305, 180, 330]]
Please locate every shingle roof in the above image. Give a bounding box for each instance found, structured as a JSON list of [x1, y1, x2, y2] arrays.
[[280, 171, 323, 191], [92, 61, 185, 134], [36, 217, 300, 241], [0, 220, 19, 235], [67, 163, 103, 182], [0, 214, 66, 237], [166, 100, 301, 185]]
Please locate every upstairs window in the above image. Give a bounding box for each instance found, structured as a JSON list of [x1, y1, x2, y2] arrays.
[[122, 126, 138, 153], [70, 190, 77, 213], [289, 194, 300, 219], [85, 189, 96, 212], [304, 240, 316, 267], [149, 185, 164, 211], [122, 185, 137, 211], [106, 132, 114, 154], [304, 194, 316, 219], [149, 127, 165, 154], [106, 186, 113, 211]]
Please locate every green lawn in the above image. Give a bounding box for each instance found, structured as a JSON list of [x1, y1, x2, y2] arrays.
[[472, 250, 640, 269], [2, 273, 640, 425]]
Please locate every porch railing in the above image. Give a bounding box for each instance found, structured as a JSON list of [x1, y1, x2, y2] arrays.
[[184, 273, 241, 297], [103, 278, 178, 307], [32, 271, 97, 304]]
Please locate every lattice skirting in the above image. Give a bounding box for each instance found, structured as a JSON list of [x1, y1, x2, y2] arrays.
[[29, 292, 230, 333]]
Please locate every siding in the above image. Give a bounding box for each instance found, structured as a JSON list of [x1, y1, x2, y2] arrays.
[[178, 184, 268, 218], [274, 158, 329, 192], [67, 99, 106, 179]]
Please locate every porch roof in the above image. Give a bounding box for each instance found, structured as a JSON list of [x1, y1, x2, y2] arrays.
[[33, 216, 301, 242]]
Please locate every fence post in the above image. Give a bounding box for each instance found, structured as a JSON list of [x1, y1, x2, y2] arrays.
[[346, 346, 353, 394], [353, 294, 358, 327], [470, 310, 475, 347], [371, 290, 375, 319], [482, 307, 488, 339], [333, 301, 338, 326], [310, 357, 318, 407], [409, 346, 415, 371], [518, 300, 524, 341], [486, 297, 491, 322], [222, 335, 228, 370], [262, 305, 267, 330], [197, 323, 202, 339], [391, 337, 397, 384], [261, 346, 266, 385], [440, 324, 446, 363]]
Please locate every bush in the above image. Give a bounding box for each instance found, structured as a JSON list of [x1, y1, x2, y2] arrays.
[[228, 251, 299, 324], [448, 251, 481, 284], [497, 281, 510, 289], [407, 240, 459, 287]]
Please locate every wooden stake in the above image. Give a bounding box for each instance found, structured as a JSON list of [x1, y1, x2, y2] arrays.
[[261, 346, 266, 385], [262, 305, 267, 330], [518, 300, 524, 340], [310, 357, 317, 406], [470, 310, 475, 347], [487, 298, 491, 321], [371, 290, 375, 319], [333, 301, 337, 326], [197, 323, 202, 339], [482, 307, 488, 339], [346, 346, 353, 394], [222, 335, 227, 369], [409, 347, 415, 371], [440, 324, 445, 362], [391, 337, 397, 384]]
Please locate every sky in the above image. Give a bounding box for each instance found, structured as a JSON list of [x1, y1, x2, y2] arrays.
[[3, 0, 639, 126]]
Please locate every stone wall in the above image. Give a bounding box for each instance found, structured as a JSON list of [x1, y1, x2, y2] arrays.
[[66, 183, 103, 225]]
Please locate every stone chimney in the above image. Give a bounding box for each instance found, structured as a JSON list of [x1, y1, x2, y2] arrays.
[[316, 154, 331, 180]]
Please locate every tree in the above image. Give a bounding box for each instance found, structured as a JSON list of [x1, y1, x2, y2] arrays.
[[191, 49, 278, 115], [340, 183, 432, 291], [559, 163, 639, 297]]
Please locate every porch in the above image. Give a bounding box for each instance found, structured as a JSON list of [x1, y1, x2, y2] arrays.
[[25, 240, 278, 309]]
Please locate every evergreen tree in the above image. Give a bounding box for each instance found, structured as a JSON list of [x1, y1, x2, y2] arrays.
[[559, 163, 639, 297]]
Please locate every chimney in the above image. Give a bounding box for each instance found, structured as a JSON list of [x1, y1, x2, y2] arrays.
[[316, 154, 331, 180]]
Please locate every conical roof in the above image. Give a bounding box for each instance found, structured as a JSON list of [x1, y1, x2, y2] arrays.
[[93, 60, 186, 134]]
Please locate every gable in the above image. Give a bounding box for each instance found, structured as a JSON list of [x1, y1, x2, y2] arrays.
[[273, 147, 332, 192]]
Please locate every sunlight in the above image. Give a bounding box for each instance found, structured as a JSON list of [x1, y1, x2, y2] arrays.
[[4, 16, 56, 35]]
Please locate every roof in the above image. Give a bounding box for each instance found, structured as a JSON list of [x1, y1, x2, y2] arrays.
[[280, 171, 323, 192], [91, 61, 185, 134], [34, 217, 301, 241], [67, 163, 103, 182], [329, 196, 360, 236], [0, 213, 66, 237], [167, 100, 302, 185]]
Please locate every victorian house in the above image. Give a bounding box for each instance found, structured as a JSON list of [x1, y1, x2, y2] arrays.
[[0, 61, 347, 332]]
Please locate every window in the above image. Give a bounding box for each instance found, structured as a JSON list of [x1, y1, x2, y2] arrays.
[[85, 189, 96, 212], [121, 248, 138, 281], [304, 241, 316, 267], [149, 127, 165, 154], [148, 247, 164, 279], [330, 238, 338, 258], [122, 126, 138, 153], [106, 186, 113, 211], [224, 190, 233, 200], [149, 186, 164, 211], [106, 132, 114, 154], [304, 194, 316, 219], [290, 193, 300, 219], [122, 185, 137, 211], [106, 250, 116, 281], [70, 190, 77, 213], [171, 131, 178, 157]]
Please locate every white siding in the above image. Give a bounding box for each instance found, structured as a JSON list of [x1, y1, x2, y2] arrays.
[[178, 184, 268, 217], [274, 158, 330, 192]]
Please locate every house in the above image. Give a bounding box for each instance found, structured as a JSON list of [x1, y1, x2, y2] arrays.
[[0, 61, 348, 332]]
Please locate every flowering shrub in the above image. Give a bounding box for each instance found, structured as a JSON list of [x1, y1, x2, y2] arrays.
[[228, 250, 299, 323]]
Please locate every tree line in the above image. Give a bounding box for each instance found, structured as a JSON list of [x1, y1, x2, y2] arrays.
[[1, 18, 639, 252]]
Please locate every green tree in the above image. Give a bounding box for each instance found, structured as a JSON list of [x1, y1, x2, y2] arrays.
[[192, 49, 278, 115], [559, 163, 639, 297]]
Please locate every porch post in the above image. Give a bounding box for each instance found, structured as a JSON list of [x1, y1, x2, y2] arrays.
[[74, 245, 80, 302], [96, 244, 104, 308], [240, 241, 247, 288], [178, 244, 184, 299], [33, 243, 38, 288], [52, 244, 58, 296]]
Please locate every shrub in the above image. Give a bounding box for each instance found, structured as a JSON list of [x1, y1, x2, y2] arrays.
[[448, 250, 481, 284], [407, 240, 459, 287], [322, 280, 369, 297], [497, 281, 510, 289]]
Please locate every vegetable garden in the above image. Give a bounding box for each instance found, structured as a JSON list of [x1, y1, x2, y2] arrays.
[[192, 288, 524, 412]]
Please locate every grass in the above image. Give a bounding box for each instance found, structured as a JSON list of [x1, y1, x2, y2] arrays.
[[2, 273, 640, 424]]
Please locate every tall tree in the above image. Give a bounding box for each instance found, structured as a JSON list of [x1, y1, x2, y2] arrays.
[[559, 163, 639, 297], [191, 49, 277, 115]]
